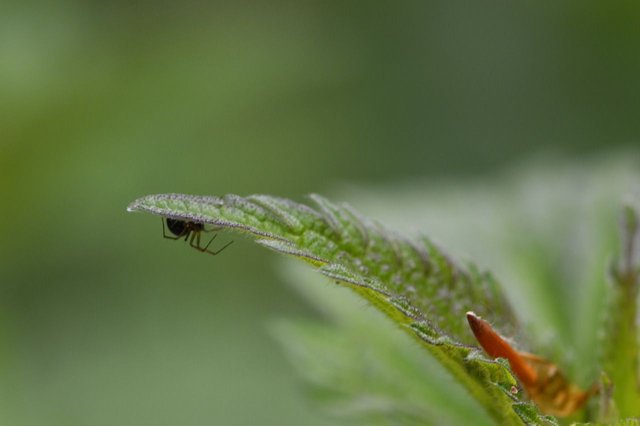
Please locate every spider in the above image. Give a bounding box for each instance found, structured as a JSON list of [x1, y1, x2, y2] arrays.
[[161, 218, 233, 255]]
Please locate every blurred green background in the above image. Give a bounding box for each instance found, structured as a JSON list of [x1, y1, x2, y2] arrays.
[[1, 1, 639, 425]]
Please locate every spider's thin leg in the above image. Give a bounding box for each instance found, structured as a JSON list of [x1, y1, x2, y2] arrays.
[[205, 239, 234, 256], [203, 233, 217, 250], [188, 231, 200, 250], [187, 230, 232, 255], [190, 231, 210, 253], [162, 218, 181, 240]]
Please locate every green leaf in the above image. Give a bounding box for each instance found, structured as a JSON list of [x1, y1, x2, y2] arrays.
[[127, 192, 552, 424]]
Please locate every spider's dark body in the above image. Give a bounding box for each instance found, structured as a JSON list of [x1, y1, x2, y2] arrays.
[[166, 218, 204, 237]]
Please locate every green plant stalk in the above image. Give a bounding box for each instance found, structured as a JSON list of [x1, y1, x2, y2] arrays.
[[608, 275, 639, 417], [606, 206, 640, 418]]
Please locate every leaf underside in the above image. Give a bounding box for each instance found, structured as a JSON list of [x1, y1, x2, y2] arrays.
[[127, 193, 556, 425]]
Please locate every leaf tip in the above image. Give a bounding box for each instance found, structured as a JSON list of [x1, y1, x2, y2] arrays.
[[127, 194, 155, 213], [126, 199, 142, 212]]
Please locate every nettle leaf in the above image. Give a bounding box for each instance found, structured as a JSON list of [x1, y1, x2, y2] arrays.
[[127, 193, 552, 425]]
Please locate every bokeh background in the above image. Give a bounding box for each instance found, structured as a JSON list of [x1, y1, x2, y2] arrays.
[[1, 1, 639, 425]]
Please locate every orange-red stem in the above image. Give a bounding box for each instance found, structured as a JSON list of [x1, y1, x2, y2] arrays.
[[466, 312, 538, 387]]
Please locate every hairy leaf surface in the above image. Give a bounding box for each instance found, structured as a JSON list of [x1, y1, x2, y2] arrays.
[[127, 193, 555, 425]]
